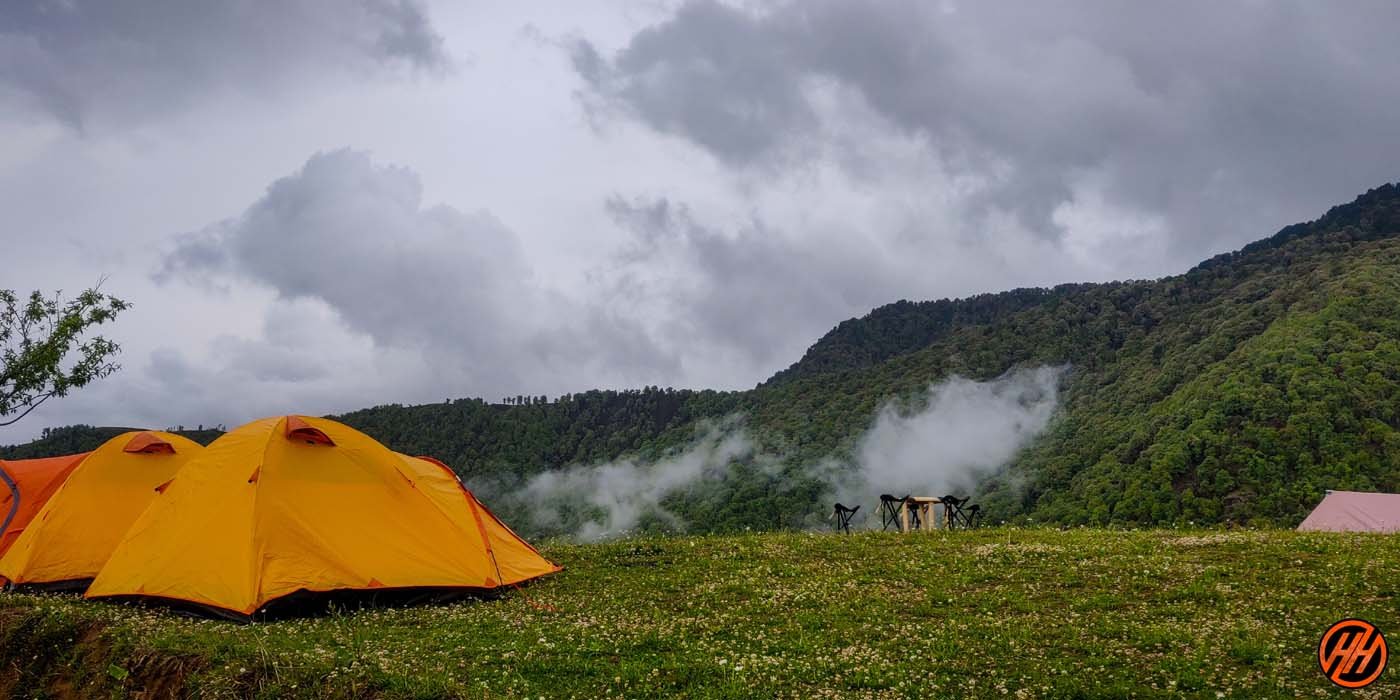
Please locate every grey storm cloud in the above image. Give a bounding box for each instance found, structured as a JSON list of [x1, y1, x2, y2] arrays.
[[11, 1, 1400, 442], [160, 149, 531, 348], [156, 149, 678, 397], [604, 195, 910, 371], [575, 0, 1400, 257], [0, 0, 449, 130]]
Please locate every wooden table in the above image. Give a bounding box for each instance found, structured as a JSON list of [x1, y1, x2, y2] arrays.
[[899, 496, 945, 532]]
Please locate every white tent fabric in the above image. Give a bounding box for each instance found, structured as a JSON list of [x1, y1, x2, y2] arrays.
[[1297, 490, 1400, 533]]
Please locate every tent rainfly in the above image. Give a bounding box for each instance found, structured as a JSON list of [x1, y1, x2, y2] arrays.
[[87, 415, 559, 620], [1296, 490, 1400, 533], [0, 432, 204, 590], [0, 452, 90, 560]]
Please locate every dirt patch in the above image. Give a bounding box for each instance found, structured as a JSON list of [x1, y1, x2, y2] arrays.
[[125, 650, 207, 699], [0, 606, 204, 700]]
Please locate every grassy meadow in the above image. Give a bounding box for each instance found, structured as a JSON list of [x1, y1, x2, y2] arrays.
[[0, 527, 1395, 699]]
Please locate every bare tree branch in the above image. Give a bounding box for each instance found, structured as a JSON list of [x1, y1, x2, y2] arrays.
[[0, 392, 53, 427]]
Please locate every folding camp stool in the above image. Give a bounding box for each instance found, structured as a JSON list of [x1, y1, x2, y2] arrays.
[[832, 503, 860, 534], [940, 495, 968, 529], [878, 494, 909, 531]]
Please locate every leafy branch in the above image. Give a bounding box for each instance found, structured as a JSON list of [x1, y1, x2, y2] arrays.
[[1, 287, 130, 427]]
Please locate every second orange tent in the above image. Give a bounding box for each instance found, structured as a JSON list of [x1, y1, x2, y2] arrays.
[[87, 415, 559, 620]]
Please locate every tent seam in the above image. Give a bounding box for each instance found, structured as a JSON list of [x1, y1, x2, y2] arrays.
[[0, 462, 19, 540], [247, 418, 279, 612]]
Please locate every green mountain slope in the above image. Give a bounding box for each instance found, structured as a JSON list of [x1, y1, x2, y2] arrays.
[[753, 184, 1400, 525], [6, 184, 1400, 529]]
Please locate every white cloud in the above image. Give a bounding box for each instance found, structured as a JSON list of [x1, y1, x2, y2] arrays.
[[849, 366, 1065, 503], [519, 422, 758, 541]]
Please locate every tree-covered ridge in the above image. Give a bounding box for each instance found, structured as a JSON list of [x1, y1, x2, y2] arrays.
[[5, 184, 1400, 530], [768, 183, 1400, 389], [0, 424, 223, 459], [761, 287, 1072, 386], [334, 388, 744, 485], [0, 389, 741, 485]]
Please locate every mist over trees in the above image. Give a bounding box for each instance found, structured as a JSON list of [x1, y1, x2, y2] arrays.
[[6, 185, 1400, 533]]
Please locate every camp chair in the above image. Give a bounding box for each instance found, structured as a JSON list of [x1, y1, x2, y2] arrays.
[[832, 503, 860, 534], [878, 494, 910, 531], [960, 504, 983, 529], [940, 495, 968, 529]]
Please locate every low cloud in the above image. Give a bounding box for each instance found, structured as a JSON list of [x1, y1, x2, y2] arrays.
[[516, 420, 763, 541], [511, 366, 1065, 540], [154, 149, 678, 405], [598, 179, 1102, 381], [843, 365, 1065, 506], [602, 194, 904, 372]]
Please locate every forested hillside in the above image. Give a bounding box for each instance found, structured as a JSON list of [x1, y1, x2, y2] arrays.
[[335, 389, 743, 484], [0, 424, 224, 459], [7, 184, 1400, 530], [751, 184, 1400, 526]]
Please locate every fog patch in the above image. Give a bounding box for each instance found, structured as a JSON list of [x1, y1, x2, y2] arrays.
[[518, 420, 760, 541], [845, 366, 1065, 504], [514, 366, 1064, 540]]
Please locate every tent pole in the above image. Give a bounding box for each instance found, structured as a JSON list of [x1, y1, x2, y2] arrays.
[[0, 463, 18, 541]]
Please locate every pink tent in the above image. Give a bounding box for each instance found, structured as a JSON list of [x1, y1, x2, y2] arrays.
[[1297, 491, 1400, 533]]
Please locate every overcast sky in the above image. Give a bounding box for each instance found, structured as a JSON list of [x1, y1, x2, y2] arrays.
[[3, 0, 1399, 442]]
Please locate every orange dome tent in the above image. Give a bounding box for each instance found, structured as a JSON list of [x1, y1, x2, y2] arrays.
[[87, 415, 559, 620], [0, 432, 203, 590], [394, 453, 560, 588], [0, 452, 90, 559]]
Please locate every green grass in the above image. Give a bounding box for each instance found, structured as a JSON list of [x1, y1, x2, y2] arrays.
[[1, 528, 1396, 698]]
